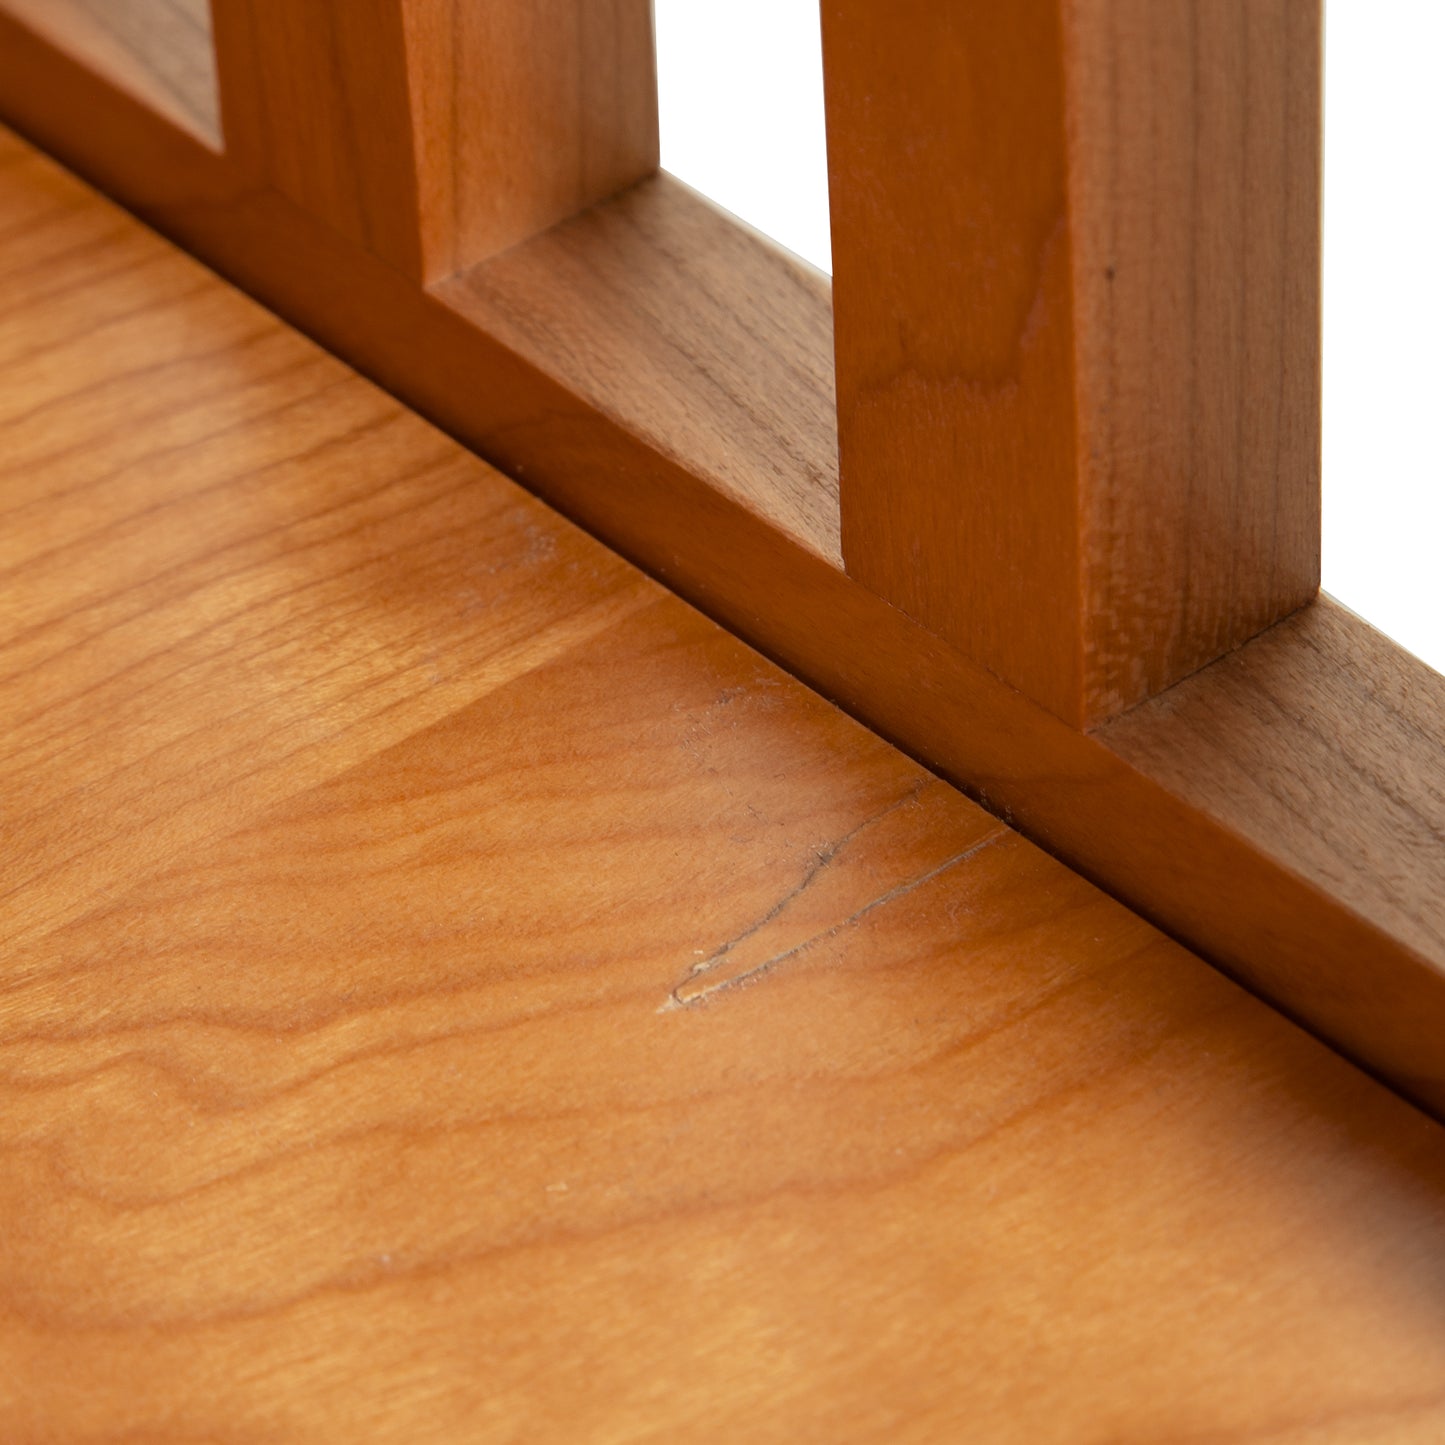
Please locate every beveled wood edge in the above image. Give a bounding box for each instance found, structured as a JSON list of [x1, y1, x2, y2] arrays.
[[1, 9, 1441, 1119]]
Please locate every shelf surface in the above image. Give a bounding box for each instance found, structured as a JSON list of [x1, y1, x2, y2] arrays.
[[3, 128, 1445, 1443]]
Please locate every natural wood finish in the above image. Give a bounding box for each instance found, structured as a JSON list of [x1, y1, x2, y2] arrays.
[[209, 0, 421, 276], [0, 0, 218, 144], [0, 129, 651, 952], [1104, 594, 1445, 1097], [0, 22, 1441, 1120], [435, 173, 841, 563], [405, 0, 660, 280], [210, 0, 658, 282], [822, 0, 1322, 725], [1066, 0, 1322, 712], [7, 130, 1445, 1440]]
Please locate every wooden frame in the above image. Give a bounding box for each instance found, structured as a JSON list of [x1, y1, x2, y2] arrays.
[[0, 0, 1440, 1117], [825, 0, 1320, 727]]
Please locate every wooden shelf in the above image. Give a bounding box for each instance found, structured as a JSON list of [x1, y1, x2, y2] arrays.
[[4, 126, 1445, 1442], [1, 1, 1441, 1125]]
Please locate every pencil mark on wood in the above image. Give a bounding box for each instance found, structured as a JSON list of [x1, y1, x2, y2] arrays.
[[664, 782, 1009, 1008]]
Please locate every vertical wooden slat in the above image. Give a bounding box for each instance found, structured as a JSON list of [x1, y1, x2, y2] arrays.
[[210, 0, 422, 273], [822, 0, 1321, 727], [405, 0, 660, 281], [210, 0, 659, 284]]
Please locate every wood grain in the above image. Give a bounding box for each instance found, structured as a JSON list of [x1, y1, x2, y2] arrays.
[[210, 0, 658, 282], [822, 0, 1321, 725], [1066, 0, 1322, 714], [0, 28, 1441, 1118], [0, 0, 218, 144], [0, 129, 653, 950], [5, 128, 1445, 1440], [435, 171, 841, 563], [1104, 594, 1445, 1097], [402, 0, 659, 281]]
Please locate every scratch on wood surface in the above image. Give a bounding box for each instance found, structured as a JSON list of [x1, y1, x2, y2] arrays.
[[662, 785, 1008, 1010]]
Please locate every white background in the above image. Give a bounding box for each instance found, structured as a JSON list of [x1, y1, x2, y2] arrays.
[[654, 0, 1445, 676]]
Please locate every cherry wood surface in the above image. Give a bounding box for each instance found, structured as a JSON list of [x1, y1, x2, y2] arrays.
[[435, 171, 842, 564], [1104, 593, 1445, 1079], [211, 0, 657, 281], [0, 0, 218, 144], [5, 125, 1445, 1443], [0, 12, 1441, 1124], [823, 0, 1321, 726]]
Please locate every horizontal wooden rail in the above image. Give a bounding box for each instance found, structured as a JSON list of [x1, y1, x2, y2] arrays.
[[0, 4, 1441, 1119]]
